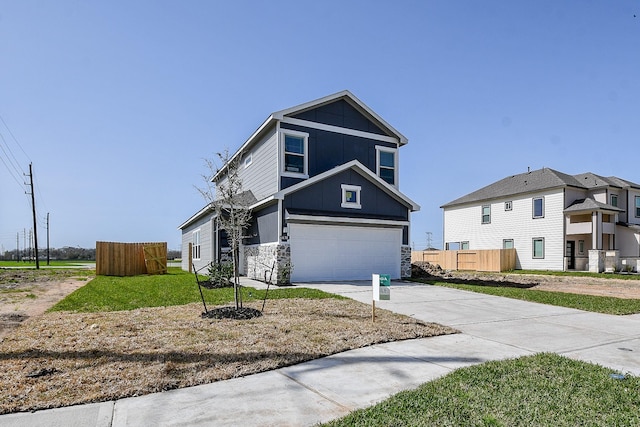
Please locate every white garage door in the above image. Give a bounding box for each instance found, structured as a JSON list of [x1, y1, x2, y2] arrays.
[[289, 223, 401, 282]]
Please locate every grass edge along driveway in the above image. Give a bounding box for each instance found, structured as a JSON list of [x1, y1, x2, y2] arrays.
[[411, 278, 640, 315]]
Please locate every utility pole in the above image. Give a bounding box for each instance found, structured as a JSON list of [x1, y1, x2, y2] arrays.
[[46, 212, 50, 266], [426, 232, 433, 250], [26, 163, 40, 269], [16, 232, 19, 261]]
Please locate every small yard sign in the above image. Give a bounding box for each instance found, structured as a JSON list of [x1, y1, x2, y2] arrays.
[[372, 273, 391, 322]]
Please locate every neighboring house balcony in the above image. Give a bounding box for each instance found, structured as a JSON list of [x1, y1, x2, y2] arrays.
[[565, 218, 616, 235]]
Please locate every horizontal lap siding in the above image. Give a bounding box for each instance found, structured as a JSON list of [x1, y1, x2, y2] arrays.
[[180, 215, 213, 273], [240, 128, 278, 201], [444, 190, 565, 270]]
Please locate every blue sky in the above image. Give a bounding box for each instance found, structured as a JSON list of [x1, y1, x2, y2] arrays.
[[1, 0, 638, 253]]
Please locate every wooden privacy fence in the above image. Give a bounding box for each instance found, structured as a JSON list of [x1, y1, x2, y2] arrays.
[[411, 249, 516, 272], [96, 241, 167, 276]]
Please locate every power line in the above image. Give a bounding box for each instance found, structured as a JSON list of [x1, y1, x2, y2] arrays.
[[0, 114, 31, 163]]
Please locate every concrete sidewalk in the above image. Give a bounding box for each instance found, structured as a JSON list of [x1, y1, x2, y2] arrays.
[[2, 280, 640, 426]]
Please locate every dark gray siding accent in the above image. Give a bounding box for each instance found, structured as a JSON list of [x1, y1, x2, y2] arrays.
[[283, 169, 409, 221], [280, 123, 396, 189], [291, 99, 388, 135], [245, 203, 279, 245], [403, 225, 409, 245]]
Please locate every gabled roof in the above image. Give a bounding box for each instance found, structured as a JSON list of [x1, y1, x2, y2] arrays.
[[273, 90, 408, 145], [212, 90, 407, 182], [441, 168, 583, 208], [564, 198, 624, 213], [442, 167, 640, 209], [274, 160, 420, 212]]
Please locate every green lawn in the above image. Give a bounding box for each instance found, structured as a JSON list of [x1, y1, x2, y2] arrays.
[[0, 260, 95, 268], [49, 267, 341, 312], [323, 353, 640, 427], [412, 279, 640, 315], [511, 269, 640, 281]]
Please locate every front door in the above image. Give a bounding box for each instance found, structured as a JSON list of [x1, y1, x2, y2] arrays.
[[565, 241, 575, 270]]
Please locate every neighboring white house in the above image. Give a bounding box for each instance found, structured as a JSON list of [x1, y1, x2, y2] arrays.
[[441, 168, 640, 272]]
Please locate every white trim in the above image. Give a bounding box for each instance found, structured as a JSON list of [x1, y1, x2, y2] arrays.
[[280, 117, 399, 144], [375, 145, 398, 187], [244, 152, 252, 168], [192, 229, 202, 260], [341, 184, 362, 209], [280, 129, 309, 179], [286, 213, 409, 228]]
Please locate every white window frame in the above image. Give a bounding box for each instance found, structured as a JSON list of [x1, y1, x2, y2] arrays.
[[244, 152, 252, 168], [341, 184, 362, 209], [192, 229, 201, 260], [505, 201, 512, 211], [375, 145, 398, 186], [280, 130, 309, 178], [578, 240, 585, 255], [503, 239, 514, 249], [610, 194, 618, 208], [481, 205, 491, 224], [635, 196, 640, 218], [533, 197, 545, 219], [532, 237, 545, 259]]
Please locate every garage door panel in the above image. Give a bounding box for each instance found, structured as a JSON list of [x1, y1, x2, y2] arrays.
[[290, 223, 401, 282]]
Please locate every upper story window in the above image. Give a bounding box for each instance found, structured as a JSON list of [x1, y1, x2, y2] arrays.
[[533, 197, 544, 218], [610, 194, 618, 207], [341, 184, 361, 209], [244, 153, 252, 168], [505, 201, 512, 211], [376, 145, 397, 186], [192, 230, 201, 260], [481, 205, 491, 224], [636, 196, 640, 218], [281, 130, 309, 178], [503, 239, 514, 249], [461, 241, 470, 250]]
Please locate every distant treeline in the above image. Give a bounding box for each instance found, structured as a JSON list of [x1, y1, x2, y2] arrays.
[[1, 247, 181, 261]]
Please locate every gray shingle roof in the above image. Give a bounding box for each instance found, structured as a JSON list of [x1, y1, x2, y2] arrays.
[[564, 198, 624, 213], [442, 167, 638, 208], [441, 168, 584, 208]]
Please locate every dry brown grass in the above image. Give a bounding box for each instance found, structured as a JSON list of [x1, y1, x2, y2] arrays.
[[0, 298, 456, 415]]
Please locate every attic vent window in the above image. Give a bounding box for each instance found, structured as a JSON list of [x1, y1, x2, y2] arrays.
[[341, 184, 361, 209]]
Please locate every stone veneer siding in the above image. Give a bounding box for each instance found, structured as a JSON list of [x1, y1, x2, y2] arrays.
[[244, 243, 292, 285], [401, 245, 412, 278]]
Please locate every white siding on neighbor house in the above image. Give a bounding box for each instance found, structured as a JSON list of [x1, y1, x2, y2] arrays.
[[627, 189, 640, 226], [564, 187, 588, 207], [180, 215, 214, 273], [592, 189, 607, 204], [443, 189, 566, 270], [238, 126, 279, 201], [617, 225, 640, 257]]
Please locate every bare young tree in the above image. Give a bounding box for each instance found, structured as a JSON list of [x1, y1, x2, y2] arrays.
[[198, 149, 252, 310]]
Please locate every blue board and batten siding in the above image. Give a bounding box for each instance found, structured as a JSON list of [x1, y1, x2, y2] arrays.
[[280, 123, 397, 190], [291, 99, 389, 136]]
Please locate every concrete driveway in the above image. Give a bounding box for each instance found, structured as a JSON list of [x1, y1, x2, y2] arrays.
[[3, 279, 640, 427]]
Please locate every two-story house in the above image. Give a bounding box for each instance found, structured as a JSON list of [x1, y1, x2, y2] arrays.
[[179, 90, 419, 283], [441, 167, 640, 272]]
